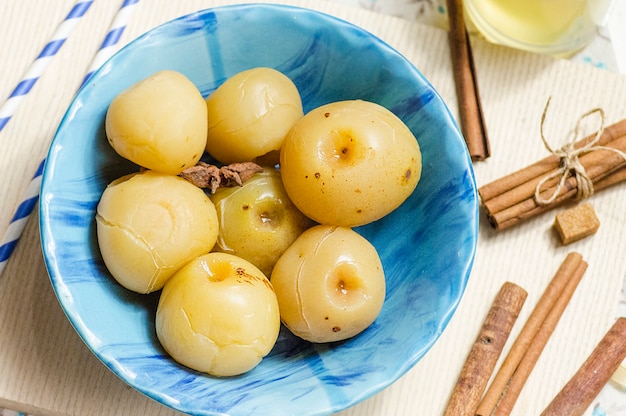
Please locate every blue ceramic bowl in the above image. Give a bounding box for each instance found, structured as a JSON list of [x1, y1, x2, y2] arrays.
[[40, 4, 478, 416]]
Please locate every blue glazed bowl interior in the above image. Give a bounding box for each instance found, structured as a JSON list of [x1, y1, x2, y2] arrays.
[[39, 4, 478, 416]]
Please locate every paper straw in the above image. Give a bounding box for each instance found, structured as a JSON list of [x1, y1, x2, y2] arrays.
[[82, 0, 140, 84], [0, 160, 44, 275], [0, 0, 140, 277], [0, 0, 94, 133]]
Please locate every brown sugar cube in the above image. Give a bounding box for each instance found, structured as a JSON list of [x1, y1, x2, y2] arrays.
[[554, 202, 600, 245]]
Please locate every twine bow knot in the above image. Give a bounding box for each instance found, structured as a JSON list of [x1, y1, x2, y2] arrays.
[[535, 97, 626, 205]]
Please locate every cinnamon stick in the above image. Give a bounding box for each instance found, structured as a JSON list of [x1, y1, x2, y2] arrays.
[[483, 130, 626, 230], [541, 317, 626, 416], [443, 282, 527, 416], [476, 252, 584, 416], [594, 164, 626, 189], [446, 0, 490, 161], [479, 118, 626, 202], [489, 255, 588, 416]]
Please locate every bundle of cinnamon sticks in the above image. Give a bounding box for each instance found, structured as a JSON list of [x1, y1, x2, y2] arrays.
[[479, 118, 626, 230]]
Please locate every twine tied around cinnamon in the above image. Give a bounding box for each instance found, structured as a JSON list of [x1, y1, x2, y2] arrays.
[[535, 97, 626, 205]]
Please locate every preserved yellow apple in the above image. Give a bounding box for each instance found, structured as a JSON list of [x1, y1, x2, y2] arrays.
[[96, 170, 218, 294], [105, 70, 207, 175], [156, 252, 280, 377], [210, 168, 315, 276], [280, 99, 421, 227], [270, 225, 385, 343], [205, 67, 303, 164]]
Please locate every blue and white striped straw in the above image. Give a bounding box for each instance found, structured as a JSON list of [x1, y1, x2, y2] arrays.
[[82, 0, 140, 84], [0, 0, 140, 277], [0, 0, 94, 133]]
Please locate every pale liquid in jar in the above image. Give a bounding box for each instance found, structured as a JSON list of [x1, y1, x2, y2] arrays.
[[464, 0, 597, 56]]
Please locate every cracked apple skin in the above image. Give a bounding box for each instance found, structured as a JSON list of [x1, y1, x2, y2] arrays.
[[95, 170, 218, 294], [205, 67, 303, 165], [105, 70, 207, 175], [280, 99, 421, 227], [270, 225, 385, 343], [156, 252, 280, 377]]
